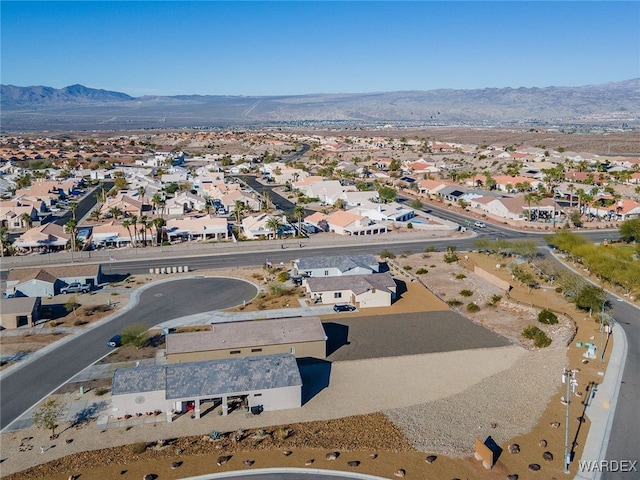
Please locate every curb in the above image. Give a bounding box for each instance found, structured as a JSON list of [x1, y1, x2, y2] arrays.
[[179, 467, 389, 480]]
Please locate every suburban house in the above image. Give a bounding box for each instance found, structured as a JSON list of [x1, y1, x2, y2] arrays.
[[166, 317, 327, 363], [110, 353, 302, 422], [91, 221, 135, 248], [165, 215, 229, 242], [325, 210, 388, 236], [295, 180, 357, 206], [100, 194, 144, 217], [304, 272, 397, 307], [13, 223, 70, 252], [5, 264, 102, 297], [469, 196, 560, 222], [293, 254, 379, 278], [339, 190, 380, 207], [0, 296, 41, 329], [588, 198, 640, 221], [348, 201, 415, 223], [418, 179, 448, 197], [165, 191, 207, 215], [241, 214, 290, 240], [0, 201, 39, 230]]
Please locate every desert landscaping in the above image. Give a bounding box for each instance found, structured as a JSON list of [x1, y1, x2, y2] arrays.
[[0, 246, 615, 480]]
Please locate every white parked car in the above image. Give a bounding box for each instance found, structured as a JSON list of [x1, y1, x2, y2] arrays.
[[474, 221, 486, 228]]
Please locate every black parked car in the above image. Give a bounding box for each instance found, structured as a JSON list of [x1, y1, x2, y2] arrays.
[[333, 303, 356, 312]]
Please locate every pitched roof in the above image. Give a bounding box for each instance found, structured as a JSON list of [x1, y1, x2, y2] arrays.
[[306, 272, 396, 295], [295, 254, 378, 272], [7, 264, 100, 282], [325, 210, 365, 227]]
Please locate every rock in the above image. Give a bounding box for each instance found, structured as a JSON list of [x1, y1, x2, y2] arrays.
[[243, 460, 255, 467], [539, 439, 547, 448], [283, 450, 293, 456], [425, 455, 438, 463], [507, 475, 519, 480], [394, 469, 406, 478], [369, 453, 378, 459], [528, 463, 541, 471], [65, 439, 73, 444], [171, 461, 182, 469], [550, 422, 561, 428], [543, 452, 553, 462], [325, 451, 339, 460], [576, 416, 585, 423], [347, 460, 360, 467], [508, 444, 520, 454], [491, 423, 498, 429], [68, 476, 80, 480], [216, 455, 232, 466], [143, 475, 157, 480], [305, 459, 314, 466]]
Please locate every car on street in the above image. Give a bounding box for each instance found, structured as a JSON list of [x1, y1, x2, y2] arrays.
[[107, 335, 121, 348], [60, 282, 91, 294], [333, 303, 356, 312], [474, 221, 486, 228]]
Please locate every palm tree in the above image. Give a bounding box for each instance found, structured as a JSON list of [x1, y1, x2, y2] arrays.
[[137, 186, 146, 212], [233, 200, 246, 224], [68, 201, 78, 221], [122, 219, 134, 247], [266, 216, 283, 240], [151, 193, 162, 217], [152, 217, 165, 246], [0, 225, 10, 257], [139, 215, 149, 246], [129, 215, 138, 247], [108, 207, 123, 220], [20, 212, 32, 229], [64, 219, 78, 260], [293, 205, 305, 237], [89, 209, 101, 222]]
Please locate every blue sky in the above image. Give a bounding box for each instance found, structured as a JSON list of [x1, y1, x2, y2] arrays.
[[1, 1, 638, 96]]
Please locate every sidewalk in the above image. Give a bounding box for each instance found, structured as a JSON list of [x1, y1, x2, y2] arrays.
[[575, 322, 629, 480]]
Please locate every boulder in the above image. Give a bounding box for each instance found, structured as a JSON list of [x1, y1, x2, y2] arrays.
[[394, 469, 406, 478], [283, 450, 293, 456], [507, 475, 519, 480], [325, 451, 339, 460], [425, 455, 438, 463], [369, 453, 378, 459], [528, 463, 541, 471], [550, 422, 561, 428], [243, 460, 255, 467], [171, 461, 182, 469], [347, 460, 361, 467], [539, 439, 547, 448], [216, 455, 232, 466], [305, 459, 314, 466], [508, 444, 520, 454], [543, 452, 553, 462]]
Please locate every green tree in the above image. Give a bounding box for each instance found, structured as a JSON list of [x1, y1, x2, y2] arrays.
[[65, 296, 80, 317], [574, 284, 607, 313], [293, 205, 305, 237], [377, 185, 397, 204], [0, 225, 11, 257], [619, 218, 640, 243], [266, 216, 283, 239], [64, 219, 78, 254], [32, 397, 65, 438], [410, 198, 424, 210]]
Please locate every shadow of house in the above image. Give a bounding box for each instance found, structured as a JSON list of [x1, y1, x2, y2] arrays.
[[322, 322, 350, 356], [297, 358, 332, 405], [393, 279, 408, 298]]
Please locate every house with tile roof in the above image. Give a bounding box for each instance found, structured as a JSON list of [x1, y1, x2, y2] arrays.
[[111, 353, 302, 421], [418, 179, 448, 196], [165, 215, 229, 241], [165, 191, 207, 215], [100, 194, 143, 217], [91, 221, 134, 248], [304, 272, 397, 308], [348, 201, 415, 223], [325, 210, 388, 236], [13, 223, 70, 252], [0, 201, 39, 230], [241, 213, 290, 240], [588, 198, 640, 221]]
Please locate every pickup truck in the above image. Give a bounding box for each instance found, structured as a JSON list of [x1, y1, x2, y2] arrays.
[[60, 282, 91, 294]]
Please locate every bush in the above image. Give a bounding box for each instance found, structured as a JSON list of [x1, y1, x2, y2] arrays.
[[416, 268, 428, 275], [455, 273, 466, 280], [277, 271, 290, 282], [459, 289, 473, 297], [443, 246, 458, 264], [95, 387, 110, 396], [523, 325, 541, 339], [425, 246, 438, 253], [407, 222, 413, 229], [379, 249, 396, 259], [538, 308, 558, 325], [403, 265, 412, 271], [466, 302, 480, 312], [209, 430, 222, 440], [131, 442, 148, 454], [491, 294, 502, 304], [446, 299, 463, 307], [534, 331, 552, 348]]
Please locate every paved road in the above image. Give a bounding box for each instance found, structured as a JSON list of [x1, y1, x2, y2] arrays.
[[0, 277, 257, 430]]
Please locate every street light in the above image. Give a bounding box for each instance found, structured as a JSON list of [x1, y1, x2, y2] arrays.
[[562, 368, 578, 475]]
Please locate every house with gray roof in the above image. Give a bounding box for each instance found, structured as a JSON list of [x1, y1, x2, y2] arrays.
[[166, 317, 327, 363], [5, 264, 102, 297], [304, 272, 397, 308], [293, 254, 379, 278], [0, 296, 41, 329], [111, 353, 302, 422]]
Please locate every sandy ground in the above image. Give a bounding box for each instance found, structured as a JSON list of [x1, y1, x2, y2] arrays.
[[0, 253, 613, 479]]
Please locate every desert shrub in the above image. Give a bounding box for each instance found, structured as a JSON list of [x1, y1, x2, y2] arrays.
[[443, 246, 458, 264], [416, 268, 428, 274], [277, 271, 290, 282], [131, 442, 148, 454], [425, 246, 438, 253], [276, 427, 291, 441], [74, 319, 88, 325], [209, 430, 222, 440], [534, 331, 552, 348], [459, 289, 473, 297], [466, 302, 480, 312], [491, 294, 502, 304], [523, 325, 541, 339], [48, 320, 58, 328], [555, 286, 563, 293], [403, 265, 412, 271], [538, 308, 558, 325], [407, 222, 413, 229], [268, 283, 292, 297], [455, 273, 466, 279], [379, 249, 396, 259], [95, 387, 110, 396], [447, 299, 463, 307]]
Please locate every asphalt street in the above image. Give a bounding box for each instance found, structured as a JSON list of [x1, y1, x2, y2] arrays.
[[0, 277, 257, 430]]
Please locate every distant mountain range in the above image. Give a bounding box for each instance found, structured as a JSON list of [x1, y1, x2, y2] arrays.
[[1, 80, 638, 131]]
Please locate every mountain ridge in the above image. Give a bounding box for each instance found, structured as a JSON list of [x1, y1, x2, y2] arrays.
[[1, 79, 638, 131]]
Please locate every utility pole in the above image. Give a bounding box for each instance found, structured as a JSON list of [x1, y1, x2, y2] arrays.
[[563, 368, 578, 474], [600, 300, 607, 362]]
